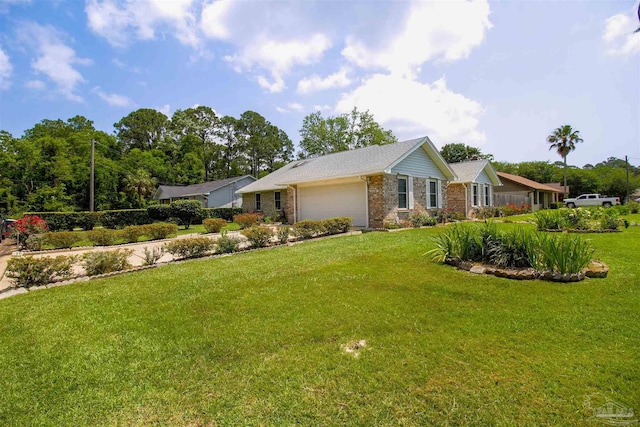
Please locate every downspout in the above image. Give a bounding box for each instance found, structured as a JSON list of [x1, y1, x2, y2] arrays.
[[359, 176, 369, 228], [287, 185, 297, 223]]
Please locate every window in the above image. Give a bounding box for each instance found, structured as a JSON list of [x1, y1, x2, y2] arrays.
[[484, 186, 491, 206], [255, 193, 261, 211], [398, 177, 408, 209], [472, 184, 479, 206], [429, 180, 437, 208], [274, 191, 281, 210]]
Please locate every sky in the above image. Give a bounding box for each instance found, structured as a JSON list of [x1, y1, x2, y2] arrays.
[[0, 0, 639, 168]]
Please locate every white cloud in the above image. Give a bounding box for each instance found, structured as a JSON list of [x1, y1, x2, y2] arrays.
[[336, 74, 485, 145], [275, 103, 303, 114], [157, 104, 171, 115], [86, 0, 200, 48], [342, 0, 491, 78], [224, 33, 331, 93], [25, 79, 46, 90], [602, 8, 640, 57], [17, 23, 90, 102], [92, 86, 136, 108], [313, 104, 332, 113], [297, 67, 351, 94], [0, 47, 12, 90], [200, 0, 233, 40]]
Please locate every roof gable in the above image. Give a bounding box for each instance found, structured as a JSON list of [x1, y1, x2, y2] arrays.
[[238, 136, 456, 193], [450, 160, 502, 185], [155, 175, 256, 199], [496, 172, 560, 192]]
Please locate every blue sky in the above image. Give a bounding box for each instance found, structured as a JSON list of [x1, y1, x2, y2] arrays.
[[0, 0, 638, 167]]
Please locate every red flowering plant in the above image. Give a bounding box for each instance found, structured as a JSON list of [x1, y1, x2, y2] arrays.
[[10, 215, 49, 247]]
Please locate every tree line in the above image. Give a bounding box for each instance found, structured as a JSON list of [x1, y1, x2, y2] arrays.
[[0, 107, 396, 214]]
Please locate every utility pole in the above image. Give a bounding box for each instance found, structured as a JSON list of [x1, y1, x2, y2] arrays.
[[625, 155, 630, 204], [90, 139, 95, 212]]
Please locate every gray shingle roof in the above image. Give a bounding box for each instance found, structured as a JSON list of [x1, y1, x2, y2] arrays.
[[237, 136, 455, 193], [155, 175, 255, 199], [449, 160, 501, 184]]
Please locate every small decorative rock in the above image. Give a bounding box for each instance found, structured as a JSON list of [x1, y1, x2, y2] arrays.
[[458, 261, 473, 271], [584, 261, 609, 278], [469, 265, 486, 274]]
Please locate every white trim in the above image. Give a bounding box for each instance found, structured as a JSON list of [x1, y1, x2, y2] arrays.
[[437, 180, 442, 208], [408, 177, 414, 209]]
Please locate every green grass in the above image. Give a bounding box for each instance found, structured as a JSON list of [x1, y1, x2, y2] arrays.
[[1, 225, 639, 425]]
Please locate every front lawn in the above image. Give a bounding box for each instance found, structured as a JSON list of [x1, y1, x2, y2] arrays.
[[0, 224, 638, 425]]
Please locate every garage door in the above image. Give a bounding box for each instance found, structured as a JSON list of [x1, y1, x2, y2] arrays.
[[298, 181, 367, 227]]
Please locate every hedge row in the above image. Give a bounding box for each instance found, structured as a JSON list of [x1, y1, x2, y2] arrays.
[[24, 207, 244, 231]]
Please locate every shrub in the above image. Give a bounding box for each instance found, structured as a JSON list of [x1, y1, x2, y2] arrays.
[[82, 249, 133, 276], [277, 226, 290, 244], [100, 209, 149, 229], [203, 218, 227, 233], [534, 233, 594, 274], [628, 201, 640, 214], [499, 203, 531, 217], [534, 210, 564, 231], [216, 231, 241, 254], [170, 200, 203, 229], [164, 237, 215, 259], [476, 207, 501, 219], [322, 217, 352, 234], [86, 228, 119, 246], [43, 231, 83, 249], [10, 215, 49, 247], [147, 204, 172, 222], [613, 204, 630, 215], [204, 207, 244, 222], [292, 220, 325, 239], [23, 212, 102, 231], [485, 227, 532, 268], [408, 211, 436, 227], [25, 234, 46, 251], [241, 226, 274, 248], [549, 202, 562, 209], [565, 208, 591, 230], [142, 246, 165, 266], [120, 225, 145, 243], [600, 209, 620, 230], [233, 212, 262, 229], [142, 222, 178, 240], [6, 255, 77, 287]]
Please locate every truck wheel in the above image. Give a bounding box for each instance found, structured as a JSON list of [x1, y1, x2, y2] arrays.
[[603, 202, 611, 208], [567, 203, 575, 208]]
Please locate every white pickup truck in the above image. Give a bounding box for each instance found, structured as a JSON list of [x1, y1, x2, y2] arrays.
[[563, 194, 620, 208]]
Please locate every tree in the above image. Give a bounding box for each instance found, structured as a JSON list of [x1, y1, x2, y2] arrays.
[[171, 106, 220, 181], [547, 125, 583, 197], [237, 111, 293, 177], [217, 116, 243, 178], [123, 168, 156, 208], [298, 108, 396, 158], [440, 143, 492, 163], [170, 199, 203, 229], [114, 109, 169, 151]]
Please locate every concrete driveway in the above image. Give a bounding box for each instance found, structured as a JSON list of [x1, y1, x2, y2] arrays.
[[0, 231, 238, 292]]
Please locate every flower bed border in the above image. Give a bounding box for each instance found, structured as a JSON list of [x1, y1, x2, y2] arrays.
[[444, 258, 609, 282]]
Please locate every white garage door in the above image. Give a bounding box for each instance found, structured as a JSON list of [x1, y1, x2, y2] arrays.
[[298, 181, 367, 227]]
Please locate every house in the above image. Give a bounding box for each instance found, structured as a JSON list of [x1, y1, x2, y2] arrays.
[[153, 175, 256, 208], [543, 182, 570, 201], [494, 172, 560, 211], [236, 136, 457, 228], [447, 160, 502, 217]]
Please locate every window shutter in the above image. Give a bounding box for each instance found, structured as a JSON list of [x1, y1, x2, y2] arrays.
[[408, 177, 414, 209], [437, 180, 442, 208]]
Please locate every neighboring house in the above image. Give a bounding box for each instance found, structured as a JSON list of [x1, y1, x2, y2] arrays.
[[494, 172, 560, 211], [153, 175, 256, 208], [448, 160, 502, 217], [543, 182, 570, 201], [237, 136, 457, 228]]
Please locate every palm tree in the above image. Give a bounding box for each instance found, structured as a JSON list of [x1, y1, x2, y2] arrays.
[[124, 168, 156, 207], [547, 125, 583, 198]]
